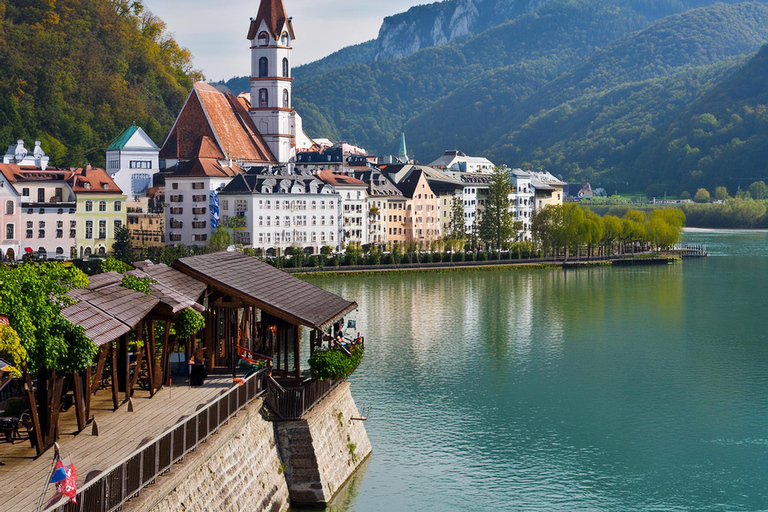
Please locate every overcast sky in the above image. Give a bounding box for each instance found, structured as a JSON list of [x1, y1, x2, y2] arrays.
[[143, 0, 422, 81]]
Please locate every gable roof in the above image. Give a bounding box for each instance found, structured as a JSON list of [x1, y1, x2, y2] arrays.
[[129, 262, 207, 314], [248, 0, 295, 40], [68, 166, 123, 194], [173, 252, 357, 330], [316, 170, 366, 187], [107, 125, 159, 151], [160, 82, 276, 165]]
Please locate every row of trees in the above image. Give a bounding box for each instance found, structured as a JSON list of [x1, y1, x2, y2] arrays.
[[689, 181, 768, 203], [531, 205, 685, 259]]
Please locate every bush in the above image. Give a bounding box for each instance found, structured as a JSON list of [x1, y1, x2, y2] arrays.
[[382, 253, 395, 265], [307, 255, 318, 268], [476, 251, 487, 262], [465, 252, 475, 262], [308, 344, 364, 381], [176, 308, 206, 339]]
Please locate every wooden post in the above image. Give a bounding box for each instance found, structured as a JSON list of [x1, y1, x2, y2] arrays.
[[111, 341, 119, 411], [128, 343, 144, 392], [146, 321, 156, 396], [294, 324, 301, 382], [84, 365, 92, 422], [91, 346, 108, 395], [73, 372, 86, 432], [160, 321, 170, 389], [23, 368, 44, 455]]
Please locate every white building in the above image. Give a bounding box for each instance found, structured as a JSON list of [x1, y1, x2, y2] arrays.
[[428, 150, 495, 174], [3, 140, 49, 169], [105, 126, 160, 201], [510, 169, 534, 239], [456, 173, 490, 234], [219, 172, 340, 254], [164, 137, 242, 246], [0, 165, 22, 261], [316, 170, 368, 247], [247, 0, 297, 164]]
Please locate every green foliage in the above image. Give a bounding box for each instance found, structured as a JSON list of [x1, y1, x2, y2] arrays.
[[0, 0, 200, 167], [175, 307, 205, 339], [714, 186, 730, 201], [0, 263, 95, 374], [479, 167, 516, 250], [120, 274, 152, 295], [112, 226, 135, 264], [0, 325, 27, 377], [207, 226, 231, 252], [446, 196, 467, 246], [100, 257, 132, 274], [749, 181, 768, 200], [308, 344, 364, 381], [694, 188, 711, 203], [226, 216, 247, 230]]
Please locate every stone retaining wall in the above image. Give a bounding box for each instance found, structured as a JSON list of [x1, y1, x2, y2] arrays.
[[276, 382, 373, 504]]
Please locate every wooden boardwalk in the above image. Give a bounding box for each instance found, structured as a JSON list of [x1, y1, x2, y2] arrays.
[[0, 377, 235, 512]]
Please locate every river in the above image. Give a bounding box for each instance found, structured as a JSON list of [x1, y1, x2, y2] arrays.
[[306, 230, 768, 512]]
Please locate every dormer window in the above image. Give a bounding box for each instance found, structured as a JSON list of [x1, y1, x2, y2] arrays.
[[281, 32, 289, 46], [83, 182, 91, 190], [102, 183, 109, 190], [258, 32, 269, 46]]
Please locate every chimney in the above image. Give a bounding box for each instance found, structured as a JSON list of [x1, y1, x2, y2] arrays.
[[84, 163, 92, 175]]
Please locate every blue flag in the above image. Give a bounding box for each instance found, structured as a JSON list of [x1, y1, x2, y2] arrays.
[[49, 457, 67, 484]]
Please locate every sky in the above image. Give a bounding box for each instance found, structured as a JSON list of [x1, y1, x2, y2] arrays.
[[143, 0, 423, 81]]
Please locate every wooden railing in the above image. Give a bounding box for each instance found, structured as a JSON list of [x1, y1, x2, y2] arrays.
[[265, 377, 340, 421], [43, 369, 269, 512]]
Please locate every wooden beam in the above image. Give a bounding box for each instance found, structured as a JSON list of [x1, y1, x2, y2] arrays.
[[73, 372, 86, 432], [294, 324, 301, 381], [84, 365, 92, 422], [161, 321, 170, 388], [111, 341, 120, 411], [23, 368, 44, 455], [128, 343, 144, 392], [91, 346, 108, 395]]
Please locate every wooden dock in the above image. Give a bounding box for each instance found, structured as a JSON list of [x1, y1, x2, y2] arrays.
[[0, 377, 235, 511]]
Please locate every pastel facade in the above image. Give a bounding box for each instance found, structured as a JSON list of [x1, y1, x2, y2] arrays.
[[315, 171, 367, 247], [71, 166, 127, 258]]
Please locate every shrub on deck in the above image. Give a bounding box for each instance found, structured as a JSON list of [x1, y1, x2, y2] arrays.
[[308, 344, 364, 381]]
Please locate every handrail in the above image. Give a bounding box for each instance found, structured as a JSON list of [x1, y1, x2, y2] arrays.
[[265, 376, 340, 421], [43, 369, 269, 512]]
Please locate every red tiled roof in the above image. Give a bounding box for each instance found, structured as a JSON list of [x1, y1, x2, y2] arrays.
[[69, 166, 123, 194], [0, 164, 20, 183], [160, 82, 276, 164], [247, 0, 295, 41], [0, 315, 9, 326], [196, 135, 226, 159], [316, 170, 366, 187]]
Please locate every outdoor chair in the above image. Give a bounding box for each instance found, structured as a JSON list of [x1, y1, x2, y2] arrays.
[[0, 398, 30, 444]]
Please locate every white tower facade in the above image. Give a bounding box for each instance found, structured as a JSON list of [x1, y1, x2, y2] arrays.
[[247, 0, 297, 164]]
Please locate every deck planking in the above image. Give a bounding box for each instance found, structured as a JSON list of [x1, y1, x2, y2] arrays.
[[0, 376, 235, 511]]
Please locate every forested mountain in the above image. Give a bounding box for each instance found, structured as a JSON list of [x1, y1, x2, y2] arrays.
[[0, 0, 199, 167], [290, 0, 768, 192]]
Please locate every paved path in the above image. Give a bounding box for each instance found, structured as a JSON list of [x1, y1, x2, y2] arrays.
[[0, 376, 235, 511]]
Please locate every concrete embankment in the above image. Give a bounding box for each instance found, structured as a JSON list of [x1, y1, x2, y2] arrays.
[[122, 385, 371, 512]]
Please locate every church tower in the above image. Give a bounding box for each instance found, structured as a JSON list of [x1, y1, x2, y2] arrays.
[[247, 0, 296, 164]]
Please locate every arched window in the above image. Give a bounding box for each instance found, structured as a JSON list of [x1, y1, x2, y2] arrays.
[[5, 200, 13, 214], [258, 32, 269, 46], [259, 57, 268, 78], [282, 89, 289, 109], [259, 88, 269, 108], [281, 32, 289, 46], [282, 58, 289, 78]]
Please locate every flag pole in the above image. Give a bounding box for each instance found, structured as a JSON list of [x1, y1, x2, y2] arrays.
[[35, 443, 60, 512]]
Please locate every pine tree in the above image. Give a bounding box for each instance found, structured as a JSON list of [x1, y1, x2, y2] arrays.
[[447, 195, 466, 250], [112, 225, 135, 263]]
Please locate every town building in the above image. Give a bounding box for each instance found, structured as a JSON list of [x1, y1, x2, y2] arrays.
[[530, 171, 566, 211], [127, 195, 165, 249], [455, 173, 491, 234], [380, 166, 441, 247], [316, 170, 367, 247], [70, 165, 127, 258], [353, 168, 407, 247], [164, 137, 242, 247], [295, 143, 369, 174], [105, 126, 161, 201], [510, 169, 535, 237], [218, 171, 339, 254], [428, 150, 495, 174], [0, 165, 21, 261]]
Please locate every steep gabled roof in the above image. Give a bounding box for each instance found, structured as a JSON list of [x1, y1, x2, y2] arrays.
[[160, 82, 276, 165], [107, 126, 139, 151], [248, 0, 295, 41], [316, 170, 366, 187], [69, 166, 123, 194]]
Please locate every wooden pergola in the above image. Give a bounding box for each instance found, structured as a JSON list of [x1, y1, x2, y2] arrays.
[[172, 252, 358, 383]]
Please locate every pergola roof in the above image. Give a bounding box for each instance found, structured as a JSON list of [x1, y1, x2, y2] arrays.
[[173, 252, 357, 330], [64, 287, 160, 347], [130, 262, 207, 314]]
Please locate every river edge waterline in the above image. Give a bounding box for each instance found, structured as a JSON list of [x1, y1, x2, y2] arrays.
[[306, 230, 768, 512]]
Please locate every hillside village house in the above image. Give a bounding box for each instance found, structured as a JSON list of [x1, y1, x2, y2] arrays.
[[531, 171, 566, 211], [379, 166, 442, 247], [218, 171, 338, 254], [71, 165, 127, 258], [316, 170, 367, 248]]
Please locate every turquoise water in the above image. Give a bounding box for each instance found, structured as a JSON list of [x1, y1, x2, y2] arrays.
[[309, 230, 768, 512]]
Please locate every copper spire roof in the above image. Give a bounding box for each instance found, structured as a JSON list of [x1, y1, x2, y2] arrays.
[[247, 0, 295, 40]]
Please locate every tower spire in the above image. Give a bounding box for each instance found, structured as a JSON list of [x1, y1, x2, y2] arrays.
[[399, 133, 409, 163]]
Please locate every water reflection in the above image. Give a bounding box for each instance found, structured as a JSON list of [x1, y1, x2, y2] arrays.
[[305, 237, 768, 512]]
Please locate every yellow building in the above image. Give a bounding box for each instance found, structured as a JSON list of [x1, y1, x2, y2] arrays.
[[531, 171, 566, 210], [69, 165, 127, 258]]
